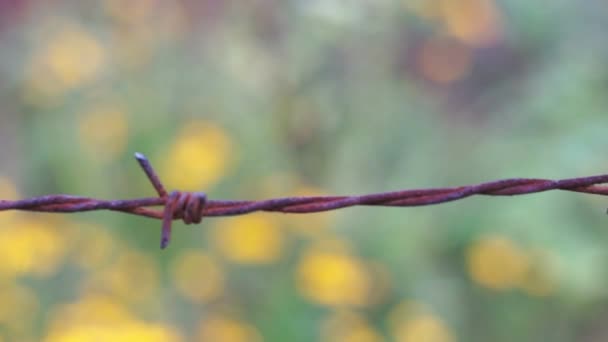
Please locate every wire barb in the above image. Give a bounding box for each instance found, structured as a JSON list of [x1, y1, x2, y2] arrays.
[[160, 190, 207, 249], [134, 153, 207, 249], [135, 152, 168, 198], [1, 153, 608, 249]]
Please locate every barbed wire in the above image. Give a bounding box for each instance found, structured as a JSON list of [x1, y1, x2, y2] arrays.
[[2, 152, 608, 249]]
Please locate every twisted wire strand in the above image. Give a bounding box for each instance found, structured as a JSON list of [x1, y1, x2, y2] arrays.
[[1, 153, 608, 248]]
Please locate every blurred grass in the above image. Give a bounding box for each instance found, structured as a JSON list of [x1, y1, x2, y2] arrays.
[[1, 0, 608, 341]]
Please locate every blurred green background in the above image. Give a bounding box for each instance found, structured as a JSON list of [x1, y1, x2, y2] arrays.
[[1, 1, 608, 341]]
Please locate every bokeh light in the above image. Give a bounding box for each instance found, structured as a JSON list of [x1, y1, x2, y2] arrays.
[[163, 121, 234, 191], [197, 315, 262, 342], [297, 241, 372, 307], [467, 235, 529, 290], [211, 215, 284, 264]]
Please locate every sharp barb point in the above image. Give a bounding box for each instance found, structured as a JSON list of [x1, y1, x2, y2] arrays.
[[136, 153, 168, 198]]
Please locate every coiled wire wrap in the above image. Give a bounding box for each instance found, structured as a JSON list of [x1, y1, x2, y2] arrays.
[[161, 191, 207, 249]]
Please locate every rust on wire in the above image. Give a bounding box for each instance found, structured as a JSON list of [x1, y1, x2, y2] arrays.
[[1, 152, 608, 249]]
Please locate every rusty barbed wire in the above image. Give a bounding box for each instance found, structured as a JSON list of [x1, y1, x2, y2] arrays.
[[2, 152, 608, 249]]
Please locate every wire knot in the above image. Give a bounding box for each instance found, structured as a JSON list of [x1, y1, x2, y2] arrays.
[[167, 191, 207, 224], [135, 151, 210, 249], [161, 191, 207, 249]]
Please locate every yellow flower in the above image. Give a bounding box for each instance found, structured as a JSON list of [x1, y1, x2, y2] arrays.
[[404, 0, 502, 46], [47, 294, 135, 332], [197, 316, 262, 342], [439, 0, 502, 46], [389, 301, 454, 342], [0, 218, 68, 278], [467, 235, 529, 290], [321, 310, 382, 342], [212, 215, 284, 264], [296, 244, 371, 307], [44, 27, 105, 87], [46, 293, 181, 341], [45, 322, 181, 342], [78, 105, 129, 161], [171, 249, 224, 302], [393, 314, 454, 342], [23, 23, 105, 103], [163, 121, 233, 191]]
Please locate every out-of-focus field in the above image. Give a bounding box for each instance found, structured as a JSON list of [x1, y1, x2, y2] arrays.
[[0, 1, 608, 341]]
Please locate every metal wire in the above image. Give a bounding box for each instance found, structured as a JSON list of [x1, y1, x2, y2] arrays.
[[2, 153, 608, 249]]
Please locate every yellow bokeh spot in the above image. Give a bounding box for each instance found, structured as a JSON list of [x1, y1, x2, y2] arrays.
[[392, 314, 454, 342], [389, 302, 454, 342], [405, 0, 502, 46], [296, 246, 371, 307], [24, 24, 105, 103], [44, 28, 105, 87], [46, 293, 181, 342], [439, 0, 502, 46], [321, 310, 382, 342], [467, 235, 529, 290], [197, 316, 262, 342], [47, 294, 135, 332], [78, 105, 129, 161], [212, 215, 284, 264], [171, 249, 224, 302], [418, 37, 472, 84], [87, 250, 159, 303], [45, 322, 181, 342], [0, 218, 67, 278], [163, 121, 233, 191]]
